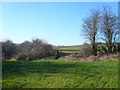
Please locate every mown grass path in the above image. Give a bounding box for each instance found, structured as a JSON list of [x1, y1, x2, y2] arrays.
[[2, 60, 118, 88]]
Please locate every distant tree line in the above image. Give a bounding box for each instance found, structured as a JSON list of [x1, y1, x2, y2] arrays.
[[2, 39, 57, 60], [82, 6, 120, 56]]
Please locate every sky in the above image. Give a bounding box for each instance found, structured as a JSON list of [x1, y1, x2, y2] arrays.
[[2, 2, 118, 46]]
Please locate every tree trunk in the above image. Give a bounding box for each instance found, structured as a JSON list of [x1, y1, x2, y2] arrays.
[[92, 36, 97, 56]]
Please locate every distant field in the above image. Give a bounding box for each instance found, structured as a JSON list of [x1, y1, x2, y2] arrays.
[[54, 43, 120, 50], [3, 59, 118, 88], [54, 45, 83, 53], [54, 43, 120, 53], [54, 45, 83, 50]]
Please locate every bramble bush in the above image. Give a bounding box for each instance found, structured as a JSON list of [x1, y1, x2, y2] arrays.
[[16, 39, 56, 60], [2, 39, 56, 60]]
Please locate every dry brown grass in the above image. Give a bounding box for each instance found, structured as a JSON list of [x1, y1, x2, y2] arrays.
[[59, 54, 119, 62]]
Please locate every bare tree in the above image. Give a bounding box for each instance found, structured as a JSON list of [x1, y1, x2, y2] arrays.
[[100, 7, 118, 53], [82, 9, 101, 56]]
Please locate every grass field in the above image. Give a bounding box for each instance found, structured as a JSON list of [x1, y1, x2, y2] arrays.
[[54, 45, 83, 50], [2, 59, 118, 88], [54, 45, 83, 53]]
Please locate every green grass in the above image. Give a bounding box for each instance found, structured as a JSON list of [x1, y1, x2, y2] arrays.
[[2, 59, 118, 88]]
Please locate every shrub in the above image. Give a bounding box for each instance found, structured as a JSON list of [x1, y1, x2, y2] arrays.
[[97, 43, 118, 55], [73, 44, 92, 58], [16, 39, 56, 60], [97, 45, 107, 55], [2, 40, 17, 60]]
